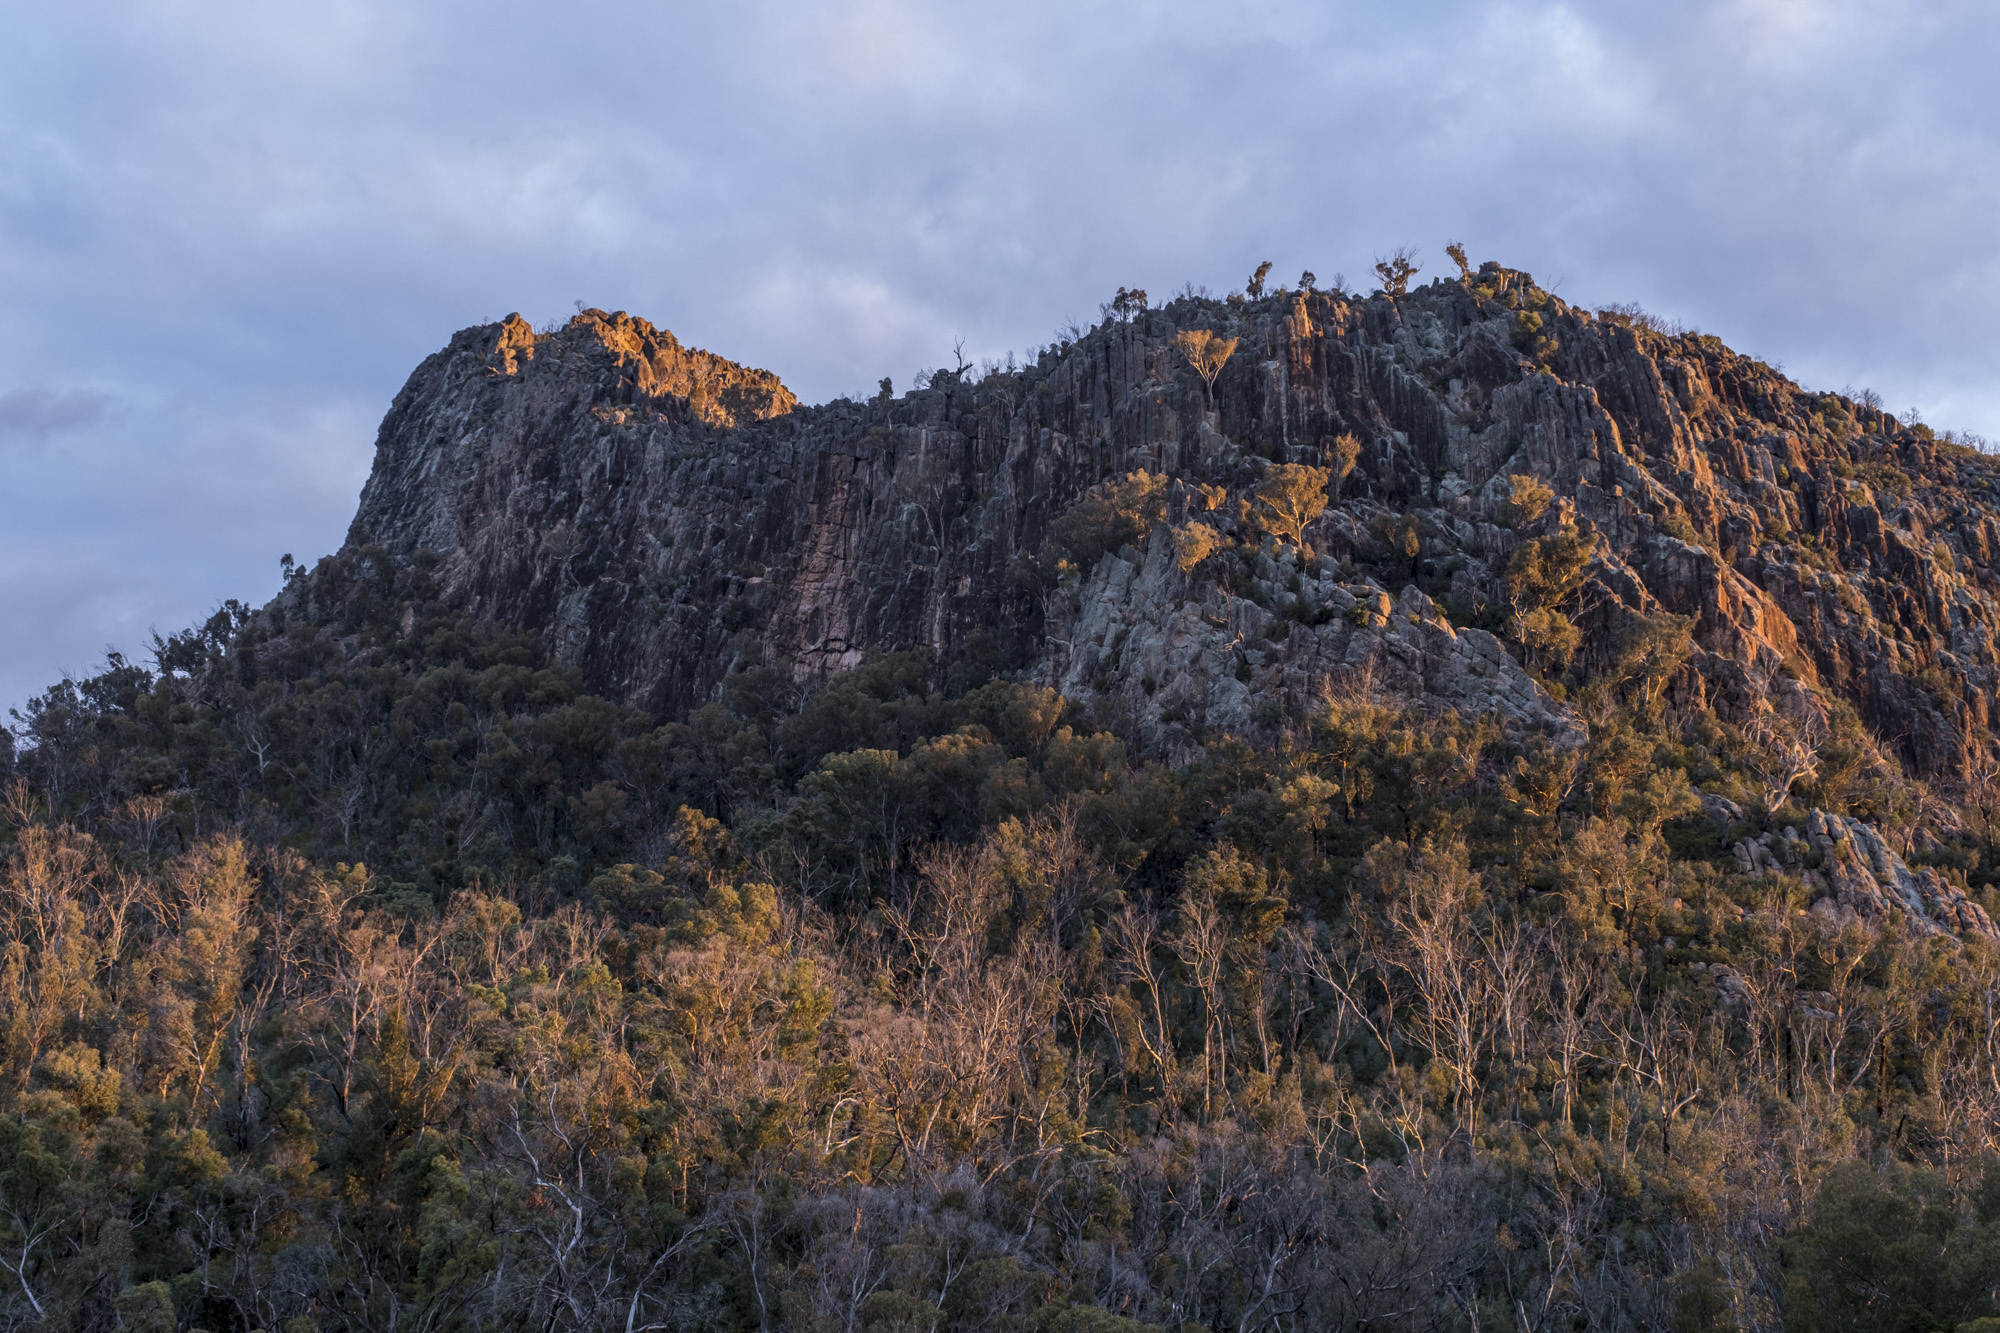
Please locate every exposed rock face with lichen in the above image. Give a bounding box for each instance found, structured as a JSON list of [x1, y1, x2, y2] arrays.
[[345, 267, 2000, 799], [1727, 808, 2000, 940]]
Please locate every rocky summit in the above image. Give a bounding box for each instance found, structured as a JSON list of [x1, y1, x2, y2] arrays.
[[352, 266, 1998, 797], [308, 259, 2000, 958]]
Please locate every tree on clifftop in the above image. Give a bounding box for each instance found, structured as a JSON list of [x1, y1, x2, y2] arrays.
[[1105, 287, 1148, 322], [1445, 242, 1472, 284], [1171, 329, 1238, 412], [1374, 246, 1420, 301]]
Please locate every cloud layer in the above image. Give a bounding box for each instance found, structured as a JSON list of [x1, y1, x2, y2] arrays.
[[3, 0, 1996, 714]]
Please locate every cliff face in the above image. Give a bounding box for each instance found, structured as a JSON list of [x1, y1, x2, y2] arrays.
[[345, 268, 2000, 785]]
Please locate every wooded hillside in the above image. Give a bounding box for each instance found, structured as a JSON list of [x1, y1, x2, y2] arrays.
[[8, 263, 2000, 1331]]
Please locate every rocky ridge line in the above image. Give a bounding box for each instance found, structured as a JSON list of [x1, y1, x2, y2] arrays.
[[331, 268, 2000, 940]]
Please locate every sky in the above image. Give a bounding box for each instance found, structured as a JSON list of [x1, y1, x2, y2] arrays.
[[2, 0, 1997, 717]]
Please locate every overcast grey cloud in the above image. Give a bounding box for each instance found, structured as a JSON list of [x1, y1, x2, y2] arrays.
[[0, 387, 116, 447], [2, 0, 1996, 714]]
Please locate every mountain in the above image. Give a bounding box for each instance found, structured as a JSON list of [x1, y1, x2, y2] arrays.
[[333, 265, 2000, 940], [6, 262, 2000, 1331], [349, 268, 2000, 780]]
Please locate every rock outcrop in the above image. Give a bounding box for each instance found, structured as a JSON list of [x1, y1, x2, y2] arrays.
[[340, 266, 2000, 783], [1732, 810, 1998, 940], [1050, 549, 1580, 754]]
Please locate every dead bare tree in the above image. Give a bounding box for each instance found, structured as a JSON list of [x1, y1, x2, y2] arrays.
[[1107, 899, 1180, 1122], [1383, 842, 1488, 1148], [1742, 703, 1828, 811], [1168, 882, 1229, 1122]]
